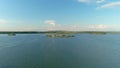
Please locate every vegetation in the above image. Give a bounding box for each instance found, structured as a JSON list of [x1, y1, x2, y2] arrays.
[[8, 33, 16, 36], [46, 34, 75, 38]]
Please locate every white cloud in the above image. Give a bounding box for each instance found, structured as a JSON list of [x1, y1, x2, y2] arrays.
[[44, 20, 56, 31], [44, 20, 56, 26], [97, 2, 120, 9], [96, 0, 105, 3], [78, 0, 105, 4], [78, 0, 90, 3]]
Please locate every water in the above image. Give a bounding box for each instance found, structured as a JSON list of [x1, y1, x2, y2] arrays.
[[0, 34, 120, 68]]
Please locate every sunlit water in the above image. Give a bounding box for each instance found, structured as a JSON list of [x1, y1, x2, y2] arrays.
[[0, 34, 120, 68]]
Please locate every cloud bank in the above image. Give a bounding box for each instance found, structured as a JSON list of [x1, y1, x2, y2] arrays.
[[0, 19, 8, 24], [0, 19, 119, 31], [89, 24, 107, 29]]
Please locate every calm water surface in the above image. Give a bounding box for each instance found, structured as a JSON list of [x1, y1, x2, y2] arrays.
[[0, 34, 120, 68]]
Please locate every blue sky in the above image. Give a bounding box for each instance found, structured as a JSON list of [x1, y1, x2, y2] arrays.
[[0, 0, 120, 31]]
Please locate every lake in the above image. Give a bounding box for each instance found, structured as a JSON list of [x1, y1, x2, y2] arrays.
[[0, 33, 120, 68]]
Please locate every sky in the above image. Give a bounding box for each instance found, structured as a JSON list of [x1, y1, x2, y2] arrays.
[[0, 0, 120, 31]]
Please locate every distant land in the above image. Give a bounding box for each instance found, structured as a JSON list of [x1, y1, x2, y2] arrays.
[[0, 31, 120, 34]]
